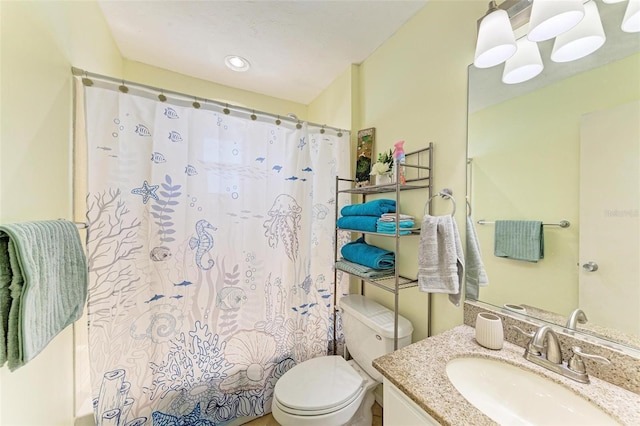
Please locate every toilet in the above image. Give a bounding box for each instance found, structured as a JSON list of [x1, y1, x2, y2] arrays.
[[272, 294, 413, 426]]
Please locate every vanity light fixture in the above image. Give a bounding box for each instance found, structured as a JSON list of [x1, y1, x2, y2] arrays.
[[527, 0, 585, 42], [474, 0, 518, 68], [601, 0, 640, 33], [622, 0, 640, 32], [502, 38, 544, 84], [475, 0, 638, 85], [224, 55, 251, 72], [551, 0, 606, 62]]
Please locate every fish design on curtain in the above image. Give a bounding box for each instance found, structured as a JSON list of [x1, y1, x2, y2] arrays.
[[82, 85, 350, 425]]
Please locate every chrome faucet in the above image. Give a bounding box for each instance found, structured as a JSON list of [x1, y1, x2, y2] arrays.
[[515, 325, 610, 383], [528, 325, 563, 363], [565, 308, 588, 333]]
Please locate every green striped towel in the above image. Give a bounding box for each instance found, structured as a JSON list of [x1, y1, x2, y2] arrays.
[[494, 220, 544, 262], [0, 220, 87, 370], [336, 258, 395, 279]]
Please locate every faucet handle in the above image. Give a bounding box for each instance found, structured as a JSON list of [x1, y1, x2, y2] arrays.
[[568, 346, 611, 374], [513, 325, 534, 338], [513, 326, 541, 356]]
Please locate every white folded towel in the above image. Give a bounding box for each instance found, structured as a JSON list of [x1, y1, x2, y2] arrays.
[[465, 216, 489, 300], [379, 213, 415, 222], [418, 215, 464, 306]]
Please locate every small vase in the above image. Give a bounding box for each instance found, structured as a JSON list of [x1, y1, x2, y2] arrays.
[[376, 174, 392, 185], [475, 312, 504, 350], [503, 304, 527, 315]]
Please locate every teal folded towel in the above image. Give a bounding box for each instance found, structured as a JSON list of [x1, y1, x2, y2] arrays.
[[376, 219, 415, 235], [494, 220, 544, 262], [0, 220, 87, 370], [337, 216, 379, 233], [340, 199, 396, 217], [341, 237, 395, 270], [335, 258, 395, 279]]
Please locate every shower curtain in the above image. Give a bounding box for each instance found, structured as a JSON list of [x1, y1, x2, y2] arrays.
[[81, 83, 350, 425]]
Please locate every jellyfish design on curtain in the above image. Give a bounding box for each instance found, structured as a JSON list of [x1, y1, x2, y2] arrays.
[[81, 83, 350, 425]]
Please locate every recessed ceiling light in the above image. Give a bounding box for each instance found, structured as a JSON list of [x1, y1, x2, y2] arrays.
[[224, 55, 250, 72]]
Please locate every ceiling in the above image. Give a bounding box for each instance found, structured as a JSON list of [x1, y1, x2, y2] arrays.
[[98, 0, 428, 105]]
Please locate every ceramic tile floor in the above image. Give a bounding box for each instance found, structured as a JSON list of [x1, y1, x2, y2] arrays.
[[244, 402, 383, 426]]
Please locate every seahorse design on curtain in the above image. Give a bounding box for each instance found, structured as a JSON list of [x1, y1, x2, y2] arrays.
[[190, 219, 217, 270]]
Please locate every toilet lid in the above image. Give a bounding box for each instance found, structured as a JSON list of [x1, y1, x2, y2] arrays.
[[274, 356, 364, 413]]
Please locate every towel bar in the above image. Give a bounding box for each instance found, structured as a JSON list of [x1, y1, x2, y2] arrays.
[[57, 219, 88, 229], [477, 219, 570, 228], [425, 188, 456, 216]]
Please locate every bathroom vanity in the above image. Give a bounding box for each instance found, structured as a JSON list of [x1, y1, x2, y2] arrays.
[[373, 325, 640, 425], [382, 379, 439, 425]]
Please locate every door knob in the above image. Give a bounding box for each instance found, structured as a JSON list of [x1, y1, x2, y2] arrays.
[[582, 261, 598, 272]]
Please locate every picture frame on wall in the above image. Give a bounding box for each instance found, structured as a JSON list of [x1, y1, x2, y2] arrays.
[[355, 128, 375, 187]]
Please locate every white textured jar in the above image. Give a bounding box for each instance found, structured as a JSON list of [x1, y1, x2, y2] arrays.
[[475, 312, 504, 350]]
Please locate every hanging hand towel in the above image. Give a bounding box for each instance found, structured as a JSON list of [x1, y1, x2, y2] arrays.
[[341, 237, 395, 270], [418, 215, 464, 306], [465, 216, 489, 300], [494, 220, 544, 262], [340, 199, 396, 217], [0, 220, 87, 371]]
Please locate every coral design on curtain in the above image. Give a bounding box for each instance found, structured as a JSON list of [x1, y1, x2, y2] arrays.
[[82, 84, 350, 425]]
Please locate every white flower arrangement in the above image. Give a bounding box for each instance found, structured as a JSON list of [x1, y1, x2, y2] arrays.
[[370, 161, 391, 176], [370, 148, 394, 176]]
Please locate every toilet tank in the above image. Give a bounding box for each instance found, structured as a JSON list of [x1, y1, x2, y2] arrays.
[[339, 294, 413, 382]]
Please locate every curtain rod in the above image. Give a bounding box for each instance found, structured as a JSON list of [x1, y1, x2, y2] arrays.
[[71, 67, 349, 136]]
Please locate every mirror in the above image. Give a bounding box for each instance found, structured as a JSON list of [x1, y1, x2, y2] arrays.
[[466, 0, 640, 351]]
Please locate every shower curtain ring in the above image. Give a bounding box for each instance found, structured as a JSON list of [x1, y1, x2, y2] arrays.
[[118, 80, 128, 93], [250, 110, 257, 120], [158, 91, 167, 102], [275, 115, 282, 125], [193, 97, 201, 109], [223, 104, 230, 115], [82, 72, 93, 87]]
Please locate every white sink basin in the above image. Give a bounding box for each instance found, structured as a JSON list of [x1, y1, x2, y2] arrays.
[[446, 357, 620, 425]]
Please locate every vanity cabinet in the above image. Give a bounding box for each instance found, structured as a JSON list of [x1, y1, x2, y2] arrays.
[[333, 144, 433, 349], [383, 378, 440, 425]]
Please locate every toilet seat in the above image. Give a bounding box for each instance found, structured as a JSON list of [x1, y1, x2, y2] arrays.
[[274, 356, 365, 415]]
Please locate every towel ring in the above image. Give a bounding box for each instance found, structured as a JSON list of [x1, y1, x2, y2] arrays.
[[425, 188, 456, 216]]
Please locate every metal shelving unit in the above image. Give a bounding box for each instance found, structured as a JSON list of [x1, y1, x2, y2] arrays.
[[333, 143, 433, 351]]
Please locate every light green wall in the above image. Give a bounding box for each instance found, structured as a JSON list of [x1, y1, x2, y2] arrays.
[[307, 64, 354, 131], [352, 0, 487, 339], [469, 52, 640, 315], [0, 1, 123, 424]]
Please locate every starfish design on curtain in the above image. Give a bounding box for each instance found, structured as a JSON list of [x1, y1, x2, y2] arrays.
[[131, 180, 159, 204]]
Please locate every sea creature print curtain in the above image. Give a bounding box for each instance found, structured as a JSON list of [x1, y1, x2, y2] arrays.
[[81, 82, 350, 425]]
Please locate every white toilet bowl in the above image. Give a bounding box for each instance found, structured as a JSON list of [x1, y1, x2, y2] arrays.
[[272, 356, 377, 426], [272, 295, 413, 426]]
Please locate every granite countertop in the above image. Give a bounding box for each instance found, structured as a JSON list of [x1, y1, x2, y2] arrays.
[[373, 325, 640, 426]]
